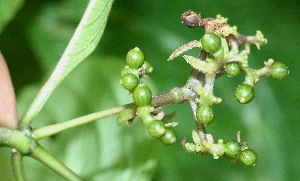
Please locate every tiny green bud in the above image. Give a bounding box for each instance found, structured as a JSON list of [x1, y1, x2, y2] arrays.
[[185, 143, 196, 153]]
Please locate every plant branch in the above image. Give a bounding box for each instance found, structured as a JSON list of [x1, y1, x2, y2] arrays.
[[30, 145, 82, 181], [11, 149, 25, 181], [151, 86, 197, 108], [33, 105, 127, 140]]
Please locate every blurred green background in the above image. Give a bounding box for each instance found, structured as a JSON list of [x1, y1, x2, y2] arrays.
[[0, 0, 299, 180]]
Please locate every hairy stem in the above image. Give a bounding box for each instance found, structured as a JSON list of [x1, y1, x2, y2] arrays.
[[152, 86, 197, 108], [30, 145, 82, 181]]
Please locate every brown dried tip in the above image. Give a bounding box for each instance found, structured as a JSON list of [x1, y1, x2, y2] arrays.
[[181, 10, 202, 28]]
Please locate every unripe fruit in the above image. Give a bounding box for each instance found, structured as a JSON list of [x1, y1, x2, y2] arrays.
[[133, 84, 152, 107], [235, 84, 254, 104], [196, 106, 214, 125], [225, 140, 241, 157], [239, 149, 257, 166], [120, 73, 139, 91], [160, 128, 177, 145], [126, 47, 144, 69], [201, 33, 222, 54], [271, 62, 289, 80], [147, 120, 166, 138], [225, 63, 240, 77]]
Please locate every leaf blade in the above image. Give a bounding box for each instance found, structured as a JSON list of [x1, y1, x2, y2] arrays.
[[20, 0, 114, 127]]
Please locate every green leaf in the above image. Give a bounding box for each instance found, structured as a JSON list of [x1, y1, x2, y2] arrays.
[[20, 0, 115, 128], [0, 0, 24, 34], [16, 57, 159, 180]]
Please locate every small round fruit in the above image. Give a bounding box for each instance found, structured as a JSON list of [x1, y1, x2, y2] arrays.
[[160, 128, 177, 145], [196, 106, 214, 125], [126, 47, 144, 69], [271, 62, 289, 80], [225, 140, 241, 157], [201, 33, 222, 54], [239, 149, 257, 166], [225, 63, 240, 77], [133, 84, 152, 107], [120, 73, 139, 91], [147, 120, 166, 138], [235, 84, 254, 104]]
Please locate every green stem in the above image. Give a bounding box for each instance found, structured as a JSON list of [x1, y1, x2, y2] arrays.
[[151, 86, 197, 108], [12, 150, 25, 181], [30, 145, 82, 181], [0, 127, 35, 155], [33, 106, 126, 140]]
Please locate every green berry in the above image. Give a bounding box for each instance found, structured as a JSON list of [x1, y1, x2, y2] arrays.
[[120, 73, 139, 91], [239, 149, 257, 166], [235, 84, 254, 104], [147, 120, 166, 138], [201, 33, 222, 54], [126, 47, 144, 69], [196, 106, 214, 125], [160, 128, 177, 145], [225, 63, 240, 77], [225, 140, 241, 157], [133, 84, 152, 107], [120, 66, 130, 77], [271, 62, 289, 80]]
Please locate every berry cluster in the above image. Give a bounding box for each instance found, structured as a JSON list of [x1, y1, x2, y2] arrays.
[[183, 131, 257, 166], [118, 11, 289, 166], [119, 47, 177, 145]]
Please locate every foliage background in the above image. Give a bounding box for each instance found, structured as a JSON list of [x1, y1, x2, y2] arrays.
[[0, 0, 299, 180]]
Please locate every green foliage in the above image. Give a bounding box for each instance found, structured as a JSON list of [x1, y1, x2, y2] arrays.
[[0, 0, 24, 34], [0, 0, 298, 180]]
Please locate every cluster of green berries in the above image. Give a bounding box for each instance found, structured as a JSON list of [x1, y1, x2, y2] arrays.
[[184, 132, 257, 166], [119, 12, 289, 166], [194, 32, 289, 126], [119, 48, 177, 145]]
